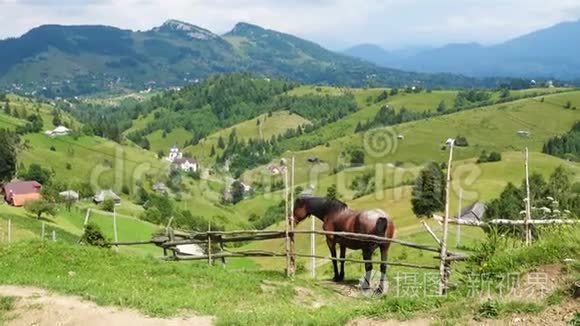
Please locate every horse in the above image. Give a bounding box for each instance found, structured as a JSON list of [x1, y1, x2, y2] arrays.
[[293, 196, 395, 294]]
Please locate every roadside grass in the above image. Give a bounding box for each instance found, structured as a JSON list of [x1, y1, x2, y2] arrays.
[[0, 296, 16, 325], [477, 299, 544, 319], [0, 226, 578, 324], [0, 241, 444, 324]]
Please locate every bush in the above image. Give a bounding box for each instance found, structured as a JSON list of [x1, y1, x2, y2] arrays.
[[454, 135, 469, 147], [100, 198, 115, 212], [80, 222, 110, 248], [49, 146, 56, 151]]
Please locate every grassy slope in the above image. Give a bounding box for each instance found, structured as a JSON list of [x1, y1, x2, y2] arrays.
[[241, 152, 579, 269], [183, 111, 310, 166], [1, 226, 577, 324], [274, 90, 580, 186]]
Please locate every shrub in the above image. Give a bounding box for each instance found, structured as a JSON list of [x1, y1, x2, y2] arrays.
[[79, 223, 110, 248], [49, 146, 56, 151], [100, 198, 115, 212]]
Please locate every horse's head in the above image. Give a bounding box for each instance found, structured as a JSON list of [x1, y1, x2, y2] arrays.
[[293, 197, 310, 224], [293, 196, 348, 224]]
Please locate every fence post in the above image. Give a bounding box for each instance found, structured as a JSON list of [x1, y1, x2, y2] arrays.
[[524, 147, 532, 245], [456, 188, 462, 248], [84, 208, 91, 225], [52, 230, 56, 242], [41, 222, 45, 241], [310, 215, 316, 279], [207, 222, 212, 266], [289, 156, 296, 277], [113, 206, 119, 252], [439, 140, 454, 295], [7, 219, 11, 243], [284, 164, 291, 277]]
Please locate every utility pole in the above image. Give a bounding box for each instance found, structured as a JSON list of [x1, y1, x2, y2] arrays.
[[439, 139, 454, 295], [524, 147, 532, 245]]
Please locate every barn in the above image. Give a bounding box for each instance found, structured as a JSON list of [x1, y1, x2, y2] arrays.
[[3, 181, 43, 206]]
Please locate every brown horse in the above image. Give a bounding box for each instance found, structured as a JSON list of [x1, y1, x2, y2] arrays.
[[293, 196, 395, 294]]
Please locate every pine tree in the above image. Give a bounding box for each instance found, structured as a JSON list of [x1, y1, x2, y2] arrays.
[[411, 162, 446, 218]]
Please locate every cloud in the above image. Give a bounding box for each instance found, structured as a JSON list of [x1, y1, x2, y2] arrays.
[[0, 0, 579, 49]]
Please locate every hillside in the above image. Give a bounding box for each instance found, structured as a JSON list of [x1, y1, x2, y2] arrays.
[[0, 20, 499, 97], [345, 19, 580, 80]]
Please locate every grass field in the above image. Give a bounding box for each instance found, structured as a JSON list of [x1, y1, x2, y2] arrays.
[[184, 111, 310, 166], [0, 226, 577, 325]]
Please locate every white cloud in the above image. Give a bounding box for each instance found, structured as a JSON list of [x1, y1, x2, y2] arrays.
[[0, 0, 578, 49]]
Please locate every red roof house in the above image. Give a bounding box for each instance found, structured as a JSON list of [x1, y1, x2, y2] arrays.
[[3, 181, 42, 206]]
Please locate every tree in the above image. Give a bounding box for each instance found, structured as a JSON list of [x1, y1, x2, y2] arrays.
[[3, 102, 10, 115], [0, 130, 18, 183], [230, 180, 245, 204], [217, 136, 225, 149], [350, 148, 365, 165], [76, 182, 94, 199], [500, 88, 511, 98], [22, 163, 52, 184], [326, 184, 338, 200], [100, 198, 115, 212], [436, 100, 446, 113], [485, 183, 524, 235], [411, 162, 446, 218], [210, 145, 216, 157], [80, 223, 110, 248], [24, 199, 56, 219], [565, 101, 572, 109]]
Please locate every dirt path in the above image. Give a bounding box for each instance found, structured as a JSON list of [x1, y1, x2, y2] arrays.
[[0, 286, 214, 326]]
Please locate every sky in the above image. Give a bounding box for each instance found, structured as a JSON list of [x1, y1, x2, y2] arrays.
[[1, 0, 579, 50]]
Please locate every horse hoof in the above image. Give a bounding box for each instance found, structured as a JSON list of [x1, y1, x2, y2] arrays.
[[374, 288, 385, 296]]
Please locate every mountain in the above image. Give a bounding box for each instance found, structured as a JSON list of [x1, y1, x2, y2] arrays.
[[343, 44, 400, 68], [345, 20, 580, 80], [0, 20, 499, 97]]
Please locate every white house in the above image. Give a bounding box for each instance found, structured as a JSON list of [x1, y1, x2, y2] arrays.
[[166, 145, 183, 162], [45, 125, 70, 137], [173, 158, 198, 173]]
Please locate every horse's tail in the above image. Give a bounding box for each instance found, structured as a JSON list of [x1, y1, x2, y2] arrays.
[[375, 217, 389, 237]]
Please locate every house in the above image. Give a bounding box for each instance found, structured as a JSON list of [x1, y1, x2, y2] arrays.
[[268, 165, 287, 175], [93, 189, 121, 205], [517, 130, 530, 137], [44, 125, 70, 137], [456, 202, 486, 223], [3, 181, 42, 206], [153, 182, 169, 193], [166, 145, 183, 162], [173, 158, 198, 173], [397, 134, 405, 140], [59, 190, 79, 201], [307, 156, 320, 163], [445, 138, 455, 145], [241, 182, 252, 193]]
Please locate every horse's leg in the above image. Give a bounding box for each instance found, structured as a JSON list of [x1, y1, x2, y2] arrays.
[[327, 237, 340, 282], [338, 243, 346, 281], [360, 248, 372, 290], [375, 244, 389, 295]]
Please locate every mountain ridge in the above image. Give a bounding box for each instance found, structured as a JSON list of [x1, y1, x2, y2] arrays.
[[0, 19, 511, 97], [344, 19, 580, 80]]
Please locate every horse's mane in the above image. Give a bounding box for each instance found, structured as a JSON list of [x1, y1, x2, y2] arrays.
[[299, 196, 348, 219]]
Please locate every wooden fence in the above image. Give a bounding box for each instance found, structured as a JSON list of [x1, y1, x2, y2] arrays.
[[112, 225, 468, 295]]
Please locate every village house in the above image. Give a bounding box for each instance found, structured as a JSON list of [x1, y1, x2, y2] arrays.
[[3, 181, 42, 206], [59, 190, 79, 201], [166, 145, 183, 162], [93, 189, 121, 205], [44, 125, 70, 137], [173, 157, 198, 173], [165, 145, 199, 172]]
